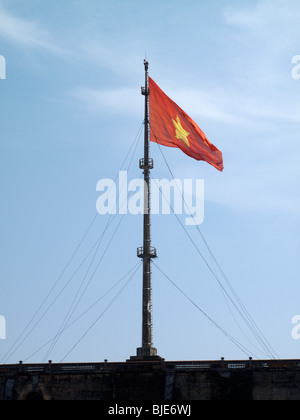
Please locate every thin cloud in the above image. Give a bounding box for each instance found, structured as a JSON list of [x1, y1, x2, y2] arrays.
[[224, 0, 300, 38], [220, 0, 300, 123], [0, 3, 64, 55], [209, 176, 300, 216], [177, 156, 300, 217], [72, 81, 300, 127], [78, 41, 142, 76], [71, 86, 143, 116], [166, 87, 247, 125]]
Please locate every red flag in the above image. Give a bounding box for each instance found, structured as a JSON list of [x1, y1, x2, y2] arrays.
[[149, 77, 223, 172]]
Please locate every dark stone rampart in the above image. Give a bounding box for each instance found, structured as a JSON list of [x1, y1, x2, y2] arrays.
[[1, 359, 299, 400]]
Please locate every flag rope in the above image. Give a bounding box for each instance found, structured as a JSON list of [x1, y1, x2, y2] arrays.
[[1, 124, 143, 364], [149, 129, 278, 359], [153, 262, 257, 358]]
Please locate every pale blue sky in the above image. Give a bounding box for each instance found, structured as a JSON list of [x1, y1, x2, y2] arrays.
[[0, 0, 300, 363]]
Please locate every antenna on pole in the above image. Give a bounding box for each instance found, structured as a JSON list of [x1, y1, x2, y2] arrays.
[[129, 60, 163, 362]]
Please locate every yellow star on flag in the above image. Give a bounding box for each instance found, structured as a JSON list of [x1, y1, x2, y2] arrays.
[[172, 115, 190, 147]]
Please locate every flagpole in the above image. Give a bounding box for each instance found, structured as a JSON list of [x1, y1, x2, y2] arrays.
[[131, 60, 162, 361]]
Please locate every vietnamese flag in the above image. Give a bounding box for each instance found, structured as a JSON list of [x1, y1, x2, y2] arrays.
[[149, 77, 224, 172]]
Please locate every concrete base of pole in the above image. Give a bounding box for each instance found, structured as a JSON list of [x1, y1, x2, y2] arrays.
[[128, 347, 164, 362]]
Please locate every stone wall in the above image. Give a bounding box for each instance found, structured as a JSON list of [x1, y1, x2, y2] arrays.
[[1, 359, 299, 400]]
